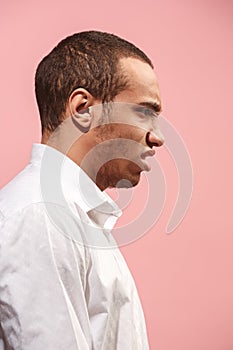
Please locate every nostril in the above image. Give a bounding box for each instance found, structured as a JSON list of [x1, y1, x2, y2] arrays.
[[146, 131, 164, 148], [145, 132, 160, 148], [146, 132, 153, 148]]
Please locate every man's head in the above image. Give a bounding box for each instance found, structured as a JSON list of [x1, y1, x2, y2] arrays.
[[35, 30, 153, 133], [35, 30, 164, 190]]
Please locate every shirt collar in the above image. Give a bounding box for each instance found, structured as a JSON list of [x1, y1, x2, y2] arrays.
[[30, 143, 122, 224]]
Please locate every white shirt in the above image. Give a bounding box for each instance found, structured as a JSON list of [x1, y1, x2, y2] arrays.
[[0, 143, 150, 350]]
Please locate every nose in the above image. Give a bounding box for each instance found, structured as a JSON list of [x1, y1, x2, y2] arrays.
[[146, 130, 164, 148]]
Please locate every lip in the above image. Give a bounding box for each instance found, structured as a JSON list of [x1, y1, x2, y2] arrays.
[[139, 149, 156, 172], [141, 149, 156, 159], [140, 159, 152, 171]]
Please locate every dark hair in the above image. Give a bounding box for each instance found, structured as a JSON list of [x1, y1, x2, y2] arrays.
[[35, 30, 153, 133]]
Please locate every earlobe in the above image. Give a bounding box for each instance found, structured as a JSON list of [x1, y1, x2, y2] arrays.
[[72, 106, 92, 133], [68, 88, 94, 132]]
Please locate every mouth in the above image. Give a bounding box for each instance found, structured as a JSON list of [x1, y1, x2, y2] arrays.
[[139, 149, 156, 171], [141, 149, 156, 159], [139, 159, 152, 172]]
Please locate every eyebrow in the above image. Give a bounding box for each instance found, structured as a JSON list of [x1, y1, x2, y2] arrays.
[[138, 101, 162, 114]]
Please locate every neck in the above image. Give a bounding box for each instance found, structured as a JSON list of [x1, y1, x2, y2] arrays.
[[41, 130, 108, 191]]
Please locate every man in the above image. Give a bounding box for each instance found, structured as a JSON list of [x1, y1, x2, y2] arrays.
[[0, 31, 164, 349]]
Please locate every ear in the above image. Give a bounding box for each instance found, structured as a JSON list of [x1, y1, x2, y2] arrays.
[[68, 88, 96, 130]]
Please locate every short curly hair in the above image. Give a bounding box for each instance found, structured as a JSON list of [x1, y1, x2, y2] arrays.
[[35, 30, 153, 133]]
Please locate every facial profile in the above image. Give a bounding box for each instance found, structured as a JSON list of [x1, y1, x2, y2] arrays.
[[79, 57, 165, 190]]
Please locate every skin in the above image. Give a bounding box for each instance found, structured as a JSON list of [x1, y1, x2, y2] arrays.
[[41, 57, 164, 190]]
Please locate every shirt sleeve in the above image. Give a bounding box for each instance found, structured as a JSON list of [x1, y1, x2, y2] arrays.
[[0, 203, 93, 350]]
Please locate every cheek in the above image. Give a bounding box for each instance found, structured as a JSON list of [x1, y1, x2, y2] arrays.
[[96, 124, 146, 143], [121, 125, 146, 143], [113, 126, 146, 161], [93, 125, 146, 162], [114, 159, 141, 175]]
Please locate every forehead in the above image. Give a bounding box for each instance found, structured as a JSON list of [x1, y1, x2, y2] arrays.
[[116, 57, 161, 105]]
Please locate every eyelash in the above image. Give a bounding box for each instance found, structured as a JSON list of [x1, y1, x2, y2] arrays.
[[136, 107, 158, 118]]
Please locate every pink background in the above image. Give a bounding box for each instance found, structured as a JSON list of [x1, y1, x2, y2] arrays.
[[1, 0, 233, 349]]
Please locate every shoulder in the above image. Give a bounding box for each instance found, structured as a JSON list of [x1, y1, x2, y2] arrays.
[[0, 201, 90, 273], [0, 163, 42, 219], [0, 201, 86, 244]]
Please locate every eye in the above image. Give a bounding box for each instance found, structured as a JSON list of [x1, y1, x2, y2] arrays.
[[135, 107, 158, 118]]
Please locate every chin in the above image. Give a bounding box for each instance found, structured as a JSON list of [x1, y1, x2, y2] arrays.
[[112, 173, 141, 189], [101, 160, 142, 189]]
